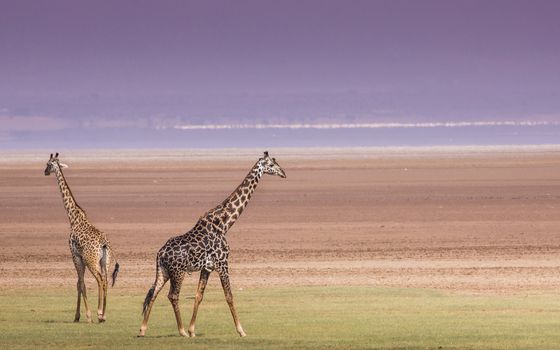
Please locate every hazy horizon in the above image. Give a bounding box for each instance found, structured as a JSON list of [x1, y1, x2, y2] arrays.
[[1, 0, 559, 148]]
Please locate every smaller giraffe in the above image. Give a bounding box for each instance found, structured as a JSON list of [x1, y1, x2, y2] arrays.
[[139, 151, 286, 338], [45, 153, 120, 323]]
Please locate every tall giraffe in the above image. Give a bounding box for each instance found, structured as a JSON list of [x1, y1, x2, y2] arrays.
[[44, 153, 120, 323], [139, 151, 286, 338]]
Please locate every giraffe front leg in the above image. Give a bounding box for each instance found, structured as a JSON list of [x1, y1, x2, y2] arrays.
[[72, 253, 91, 323], [217, 264, 246, 337], [74, 279, 81, 322], [188, 269, 210, 337], [80, 279, 92, 322], [168, 272, 187, 337]]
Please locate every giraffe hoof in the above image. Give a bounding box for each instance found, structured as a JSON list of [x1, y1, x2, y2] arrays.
[[179, 329, 188, 337], [188, 331, 196, 338]]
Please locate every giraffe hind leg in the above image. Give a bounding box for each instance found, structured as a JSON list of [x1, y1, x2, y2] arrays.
[[89, 250, 107, 324], [92, 271, 105, 323], [139, 264, 168, 337], [100, 269, 108, 322], [99, 246, 109, 322]]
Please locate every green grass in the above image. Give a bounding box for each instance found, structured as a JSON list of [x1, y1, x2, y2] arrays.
[[1, 286, 560, 349]]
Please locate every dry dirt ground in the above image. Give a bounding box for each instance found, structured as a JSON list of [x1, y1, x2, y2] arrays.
[[1, 147, 560, 294]]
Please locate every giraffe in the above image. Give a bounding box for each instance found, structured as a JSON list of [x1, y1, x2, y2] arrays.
[[44, 153, 120, 323], [139, 151, 286, 338]]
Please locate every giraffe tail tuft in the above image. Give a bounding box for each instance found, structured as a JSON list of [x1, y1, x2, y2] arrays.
[[142, 286, 155, 316], [111, 262, 120, 287]]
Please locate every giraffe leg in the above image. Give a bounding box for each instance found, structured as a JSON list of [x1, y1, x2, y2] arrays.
[[139, 266, 168, 337], [92, 270, 105, 323], [168, 272, 187, 337], [74, 279, 82, 322], [73, 257, 85, 322], [80, 276, 92, 322], [187, 269, 210, 337], [217, 264, 246, 337], [99, 247, 109, 322], [101, 270, 108, 322], [72, 254, 91, 323]]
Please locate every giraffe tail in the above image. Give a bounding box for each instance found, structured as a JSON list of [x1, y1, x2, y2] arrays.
[[101, 244, 119, 287], [142, 258, 162, 315], [142, 286, 155, 316], [111, 262, 120, 287]]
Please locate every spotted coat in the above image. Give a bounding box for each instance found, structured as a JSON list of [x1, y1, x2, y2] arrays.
[[45, 153, 119, 323], [139, 151, 286, 338]]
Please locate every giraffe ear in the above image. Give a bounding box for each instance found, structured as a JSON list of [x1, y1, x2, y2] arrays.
[[59, 163, 69, 168]]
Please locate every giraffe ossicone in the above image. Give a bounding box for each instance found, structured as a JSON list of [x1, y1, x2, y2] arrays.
[[139, 151, 286, 338]]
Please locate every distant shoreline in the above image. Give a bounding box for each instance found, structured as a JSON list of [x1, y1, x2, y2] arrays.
[[4, 144, 560, 163], [173, 120, 559, 130]]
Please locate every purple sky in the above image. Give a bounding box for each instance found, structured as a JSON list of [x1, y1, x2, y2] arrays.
[[1, 0, 559, 147]]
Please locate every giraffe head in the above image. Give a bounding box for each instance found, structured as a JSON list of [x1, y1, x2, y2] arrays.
[[260, 151, 286, 178], [44, 153, 68, 176]]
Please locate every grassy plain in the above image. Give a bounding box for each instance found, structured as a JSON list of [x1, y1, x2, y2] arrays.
[[2, 148, 560, 349], [1, 286, 560, 350]]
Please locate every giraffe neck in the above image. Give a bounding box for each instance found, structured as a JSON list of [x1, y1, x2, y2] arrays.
[[53, 165, 86, 227], [206, 160, 264, 233]]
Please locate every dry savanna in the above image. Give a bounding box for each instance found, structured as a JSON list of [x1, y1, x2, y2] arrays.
[[1, 146, 560, 349]]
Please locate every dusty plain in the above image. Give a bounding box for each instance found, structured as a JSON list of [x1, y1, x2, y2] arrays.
[[1, 146, 559, 295]]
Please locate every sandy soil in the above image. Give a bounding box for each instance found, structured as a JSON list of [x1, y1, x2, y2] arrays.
[[1, 147, 560, 294]]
